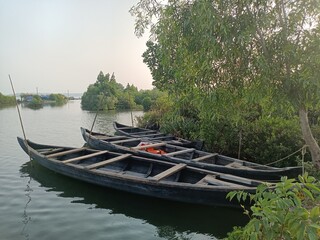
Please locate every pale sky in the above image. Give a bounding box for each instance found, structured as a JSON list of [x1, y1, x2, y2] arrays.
[[0, 0, 153, 95]]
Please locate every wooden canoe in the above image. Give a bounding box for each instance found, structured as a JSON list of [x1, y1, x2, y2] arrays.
[[17, 137, 264, 207], [81, 127, 302, 181], [113, 121, 203, 150]]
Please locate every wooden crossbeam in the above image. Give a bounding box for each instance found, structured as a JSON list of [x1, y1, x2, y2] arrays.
[[192, 153, 218, 162], [131, 142, 166, 150], [38, 147, 65, 155], [111, 138, 141, 144], [130, 130, 158, 135], [197, 174, 244, 187], [62, 150, 109, 163], [151, 163, 186, 181], [164, 148, 195, 156], [92, 135, 124, 140], [85, 154, 131, 170], [46, 147, 86, 158], [218, 174, 262, 186]]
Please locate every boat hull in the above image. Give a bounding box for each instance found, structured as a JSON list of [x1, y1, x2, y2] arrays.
[[81, 128, 302, 181], [18, 137, 256, 207]]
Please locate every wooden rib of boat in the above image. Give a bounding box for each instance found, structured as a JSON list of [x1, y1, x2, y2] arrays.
[[81, 127, 302, 181], [17, 137, 265, 207], [113, 121, 203, 150]]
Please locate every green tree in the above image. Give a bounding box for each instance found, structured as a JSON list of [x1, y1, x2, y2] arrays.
[[131, 0, 320, 168], [49, 94, 67, 104], [0, 93, 15, 106], [81, 71, 124, 110]]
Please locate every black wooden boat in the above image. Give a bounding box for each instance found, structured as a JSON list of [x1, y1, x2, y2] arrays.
[[17, 137, 264, 207], [113, 121, 203, 150], [81, 127, 302, 181]]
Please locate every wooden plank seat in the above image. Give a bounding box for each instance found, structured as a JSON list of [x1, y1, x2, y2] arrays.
[[85, 154, 132, 170], [136, 133, 166, 138], [62, 150, 109, 163], [218, 174, 262, 186], [38, 148, 65, 155], [164, 148, 195, 156], [131, 142, 166, 150], [46, 147, 87, 158], [150, 163, 187, 181], [192, 153, 218, 162], [111, 138, 142, 144], [130, 130, 158, 135], [197, 174, 245, 187], [94, 135, 127, 140]]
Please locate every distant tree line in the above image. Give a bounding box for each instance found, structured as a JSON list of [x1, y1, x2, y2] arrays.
[[0, 93, 15, 106], [81, 71, 165, 111]]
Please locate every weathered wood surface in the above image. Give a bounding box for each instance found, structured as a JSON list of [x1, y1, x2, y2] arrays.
[[111, 138, 142, 144], [129, 130, 157, 135], [63, 150, 109, 163], [85, 153, 132, 169], [219, 173, 262, 186], [197, 174, 244, 187], [151, 163, 187, 181], [165, 148, 195, 156], [47, 147, 86, 158], [94, 135, 126, 140], [192, 153, 218, 162], [39, 147, 65, 155]]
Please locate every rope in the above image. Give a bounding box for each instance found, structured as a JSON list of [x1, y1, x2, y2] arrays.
[[265, 145, 308, 166]]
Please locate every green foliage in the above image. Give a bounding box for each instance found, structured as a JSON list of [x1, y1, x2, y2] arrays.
[[81, 71, 166, 112], [131, 0, 320, 166], [81, 71, 124, 110], [226, 174, 320, 240], [136, 91, 171, 129], [0, 93, 15, 106], [135, 88, 167, 111], [159, 96, 201, 139], [27, 95, 43, 109], [136, 0, 320, 108], [147, 89, 304, 166], [49, 94, 67, 104], [240, 117, 304, 166]]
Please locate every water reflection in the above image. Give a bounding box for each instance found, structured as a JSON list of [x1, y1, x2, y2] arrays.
[[21, 172, 33, 240], [20, 162, 248, 239], [21, 102, 68, 110]]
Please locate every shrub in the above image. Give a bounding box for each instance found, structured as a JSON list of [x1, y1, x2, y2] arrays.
[[226, 174, 320, 240]]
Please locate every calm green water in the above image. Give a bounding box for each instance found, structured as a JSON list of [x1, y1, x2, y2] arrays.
[[0, 100, 248, 240]]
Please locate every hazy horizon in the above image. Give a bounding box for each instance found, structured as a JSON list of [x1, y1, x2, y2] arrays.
[[0, 0, 153, 95]]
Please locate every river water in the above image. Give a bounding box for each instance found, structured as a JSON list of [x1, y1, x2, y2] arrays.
[[0, 100, 248, 240]]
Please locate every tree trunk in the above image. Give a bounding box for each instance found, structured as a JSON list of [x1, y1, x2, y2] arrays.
[[299, 107, 320, 169]]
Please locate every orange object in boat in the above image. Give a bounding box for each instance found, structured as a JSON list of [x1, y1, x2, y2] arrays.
[[138, 142, 166, 155], [145, 147, 166, 155]]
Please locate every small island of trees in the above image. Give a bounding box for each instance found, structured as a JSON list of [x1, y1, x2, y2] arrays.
[[81, 71, 165, 112], [21, 93, 68, 108]]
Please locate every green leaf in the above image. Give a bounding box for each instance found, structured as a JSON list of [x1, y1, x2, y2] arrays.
[[302, 188, 315, 200], [306, 183, 320, 193], [226, 191, 238, 201]]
